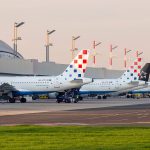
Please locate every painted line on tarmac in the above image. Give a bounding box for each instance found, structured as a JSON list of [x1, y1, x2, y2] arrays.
[[136, 122, 150, 124], [138, 116, 149, 119]]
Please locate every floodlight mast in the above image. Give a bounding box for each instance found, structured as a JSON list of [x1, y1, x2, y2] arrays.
[[124, 48, 132, 69], [46, 29, 56, 62], [13, 22, 25, 58], [93, 41, 102, 65], [109, 44, 118, 69], [71, 36, 80, 59]]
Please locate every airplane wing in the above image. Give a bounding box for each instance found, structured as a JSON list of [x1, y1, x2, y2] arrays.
[[0, 83, 16, 93]]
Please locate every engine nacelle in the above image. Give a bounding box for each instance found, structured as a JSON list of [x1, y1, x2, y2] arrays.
[[48, 92, 59, 99]]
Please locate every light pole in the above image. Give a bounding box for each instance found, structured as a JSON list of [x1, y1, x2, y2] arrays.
[[45, 30, 56, 62], [124, 48, 132, 69], [71, 36, 80, 59], [13, 22, 25, 57], [109, 44, 118, 69], [93, 41, 101, 65]]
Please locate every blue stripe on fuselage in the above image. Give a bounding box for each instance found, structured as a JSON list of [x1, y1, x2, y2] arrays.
[[79, 91, 116, 95], [12, 91, 55, 96]]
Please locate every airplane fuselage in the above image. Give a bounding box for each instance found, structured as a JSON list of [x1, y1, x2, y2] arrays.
[[79, 79, 145, 96], [0, 76, 84, 96]]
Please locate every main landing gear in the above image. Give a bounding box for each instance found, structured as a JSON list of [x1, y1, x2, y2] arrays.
[[9, 97, 16, 103], [20, 98, 27, 103], [8, 97, 27, 103], [56, 89, 80, 103], [97, 95, 107, 99], [0, 93, 27, 103]]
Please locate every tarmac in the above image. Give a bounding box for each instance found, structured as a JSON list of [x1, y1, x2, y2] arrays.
[[0, 98, 150, 126]]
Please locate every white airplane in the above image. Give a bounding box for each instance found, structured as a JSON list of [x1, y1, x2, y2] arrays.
[[127, 63, 150, 95], [79, 57, 150, 99], [0, 49, 92, 103]]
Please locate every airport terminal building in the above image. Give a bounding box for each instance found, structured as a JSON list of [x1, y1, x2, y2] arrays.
[[0, 40, 124, 78]]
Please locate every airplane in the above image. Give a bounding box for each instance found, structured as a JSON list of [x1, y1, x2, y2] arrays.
[[79, 57, 150, 99], [127, 63, 150, 96], [0, 49, 92, 103]]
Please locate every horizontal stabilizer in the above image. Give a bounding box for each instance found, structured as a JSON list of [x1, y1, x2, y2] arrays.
[[70, 78, 92, 84], [70, 79, 83, 84], [128, 81, 139, 86]]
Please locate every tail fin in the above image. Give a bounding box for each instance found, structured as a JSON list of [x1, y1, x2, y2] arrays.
[[119, 57, 142, 82], [139, 63, 150, 82], [60, 49, 90, 81]]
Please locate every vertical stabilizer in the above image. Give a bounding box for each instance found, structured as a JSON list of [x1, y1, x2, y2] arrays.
[[60, 49, 90, 81], [119, 57, 142, 82], [139, 63, 150, 82]]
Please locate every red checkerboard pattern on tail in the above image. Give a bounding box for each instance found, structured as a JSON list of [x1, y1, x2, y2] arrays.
[[61, 49, 90, 81], [119, 57, 142, 82], [73, 51, 88, 73]]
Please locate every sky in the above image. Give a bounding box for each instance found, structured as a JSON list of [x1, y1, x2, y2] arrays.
[[0, 0, 150, 70]]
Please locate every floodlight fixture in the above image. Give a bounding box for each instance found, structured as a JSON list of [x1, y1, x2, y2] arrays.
[[127, 50, 132, 53], [15, 22, 25, 28], [138, 52, 143, 56], [47, 30, 56, 35], [112, 45, 118, 50], [73, 36, 80, 40], [95, 42, 102, 47]]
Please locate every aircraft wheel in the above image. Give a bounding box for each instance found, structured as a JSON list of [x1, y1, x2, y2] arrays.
[[97, 96, 101, 99], [9, 98, 16, 103], [57, 99, 61, 103], [20, 98, 27, 103], [65, 99, 71, 103], [103, 95, 107, 99], [74, 99, 78, 103], [32, 95, 39, 100], [79, 97, 83, 101], [127, 95, 130, 98]]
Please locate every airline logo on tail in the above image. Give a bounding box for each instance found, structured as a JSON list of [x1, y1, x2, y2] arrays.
[[120, 57, 142, 82], [140, 71, 147, 80], [61, 49, 90, 81], [139, 63, 150, 82]]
